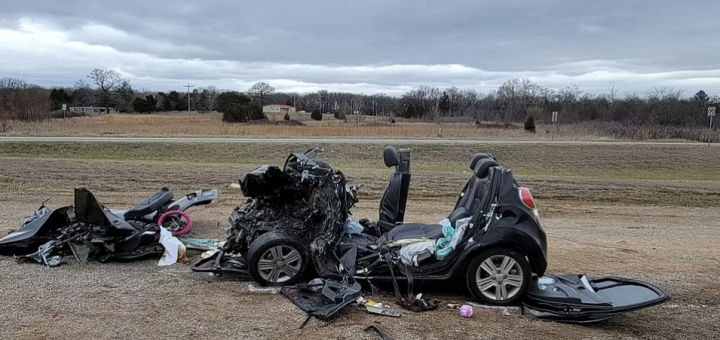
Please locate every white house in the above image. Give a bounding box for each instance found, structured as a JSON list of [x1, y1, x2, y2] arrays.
[[263, 104, 296, 115], [69, 106, 118, 115]]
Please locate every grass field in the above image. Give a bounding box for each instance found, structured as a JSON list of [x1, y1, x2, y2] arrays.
[[1, 141, 719, 339], [3, 113, 629, 140]]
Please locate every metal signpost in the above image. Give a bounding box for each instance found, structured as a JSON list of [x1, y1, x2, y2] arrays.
[[709, 106, 716, 146], [551, 111, 558, 141]]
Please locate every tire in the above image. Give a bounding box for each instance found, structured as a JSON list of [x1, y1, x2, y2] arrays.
[[466, 248, 531, 306], [247, 232, 308, 286]]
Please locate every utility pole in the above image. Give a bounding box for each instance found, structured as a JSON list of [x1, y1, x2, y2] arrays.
[[708, 105, 716, 147], [183, 83, 194, 113]]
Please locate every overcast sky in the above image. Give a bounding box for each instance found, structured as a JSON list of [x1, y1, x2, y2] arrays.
[[1, 0, 720, 96]]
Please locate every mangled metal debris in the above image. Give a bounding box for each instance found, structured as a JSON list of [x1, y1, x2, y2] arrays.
[[0, 187, 218, 266], [281, 278, 362, 320]]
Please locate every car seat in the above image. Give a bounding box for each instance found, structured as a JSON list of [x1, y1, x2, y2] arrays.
[[383, 158, 499, 241], [378, 146, 411, 231]]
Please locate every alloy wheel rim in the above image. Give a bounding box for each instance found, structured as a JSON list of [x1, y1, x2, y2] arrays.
[[257, 245, 302, 283], [475, 255, 524, 301]]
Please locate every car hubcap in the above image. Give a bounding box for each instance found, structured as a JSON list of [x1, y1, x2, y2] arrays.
[[476, 255, 524, 301], [257, 246, 302, 283]]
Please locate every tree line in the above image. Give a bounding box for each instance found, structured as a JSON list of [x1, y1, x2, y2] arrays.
[[2, 69, 718, 128]]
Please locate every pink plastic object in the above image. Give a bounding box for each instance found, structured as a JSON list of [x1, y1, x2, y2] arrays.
[[157, 210, 193, 237], [460, 305, 473, 318]]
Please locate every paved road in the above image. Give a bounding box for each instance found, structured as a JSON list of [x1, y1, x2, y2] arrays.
[[0, 136, 715, 146]]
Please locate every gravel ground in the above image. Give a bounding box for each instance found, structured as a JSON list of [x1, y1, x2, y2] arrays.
[[1, 195, 718, 340]]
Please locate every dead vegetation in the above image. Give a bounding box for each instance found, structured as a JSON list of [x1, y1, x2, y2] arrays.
[[6, 112, 718, 141]]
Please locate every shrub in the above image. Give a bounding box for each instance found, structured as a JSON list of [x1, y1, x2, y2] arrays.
[[311, 109, 322, 121], [283, 112, 290, 121], [524, 115, 536, 133], [222, 103, 266, 123], [247, 119, 306, 126]]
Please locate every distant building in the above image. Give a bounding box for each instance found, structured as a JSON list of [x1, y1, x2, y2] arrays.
[[69, 106, 118, 115], [263, 104, 296, 115]]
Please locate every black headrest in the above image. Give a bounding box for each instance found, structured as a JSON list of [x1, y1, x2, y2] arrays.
[[474, 158, 499, 178], [383, 146, 401, 167], [469, 153, 492, 171]]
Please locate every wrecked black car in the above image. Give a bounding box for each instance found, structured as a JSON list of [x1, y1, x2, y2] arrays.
[[193, 147, 669, 321], [0, 187, 218, 266], [194, 147, 547, 306]]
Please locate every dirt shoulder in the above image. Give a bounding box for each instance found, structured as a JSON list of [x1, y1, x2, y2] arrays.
[[1, 198, 717, 340], [0, 143, 718, 339]]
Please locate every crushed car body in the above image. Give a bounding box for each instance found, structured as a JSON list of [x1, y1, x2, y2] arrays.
[[0, 187, 218, 266]]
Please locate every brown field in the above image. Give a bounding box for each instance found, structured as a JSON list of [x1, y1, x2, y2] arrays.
[[0, 142, 719, 339], [5, 113, 625, 140]]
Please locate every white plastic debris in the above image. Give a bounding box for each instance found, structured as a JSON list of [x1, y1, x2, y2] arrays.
[[230, 183, 241, 189], [466, 301, 520, 316], [309, 278, 325, 291], [158, 227, 187, 266], [344, 216, 364, 234], [537, 276, 557, 290], [248, 284, 281, 294]]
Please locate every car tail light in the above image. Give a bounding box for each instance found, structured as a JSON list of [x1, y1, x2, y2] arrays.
[[519, 187, 536, 210]]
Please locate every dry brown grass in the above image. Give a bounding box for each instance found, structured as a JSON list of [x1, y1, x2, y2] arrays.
[[7, 112, 719, 142], [6, 113, 583, 139]]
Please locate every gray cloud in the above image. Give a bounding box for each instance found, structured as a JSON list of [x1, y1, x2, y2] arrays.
[[1, 0, 720, 95]]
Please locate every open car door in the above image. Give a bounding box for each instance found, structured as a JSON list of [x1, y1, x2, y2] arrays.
[[522, 275, 670, 324]]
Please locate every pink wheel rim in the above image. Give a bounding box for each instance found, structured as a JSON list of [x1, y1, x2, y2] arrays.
[[158, 210, 193, 236]]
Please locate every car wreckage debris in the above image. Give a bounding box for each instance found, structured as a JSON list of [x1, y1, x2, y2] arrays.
[[364, 326, 395, 340], [0, 187, 217, 267], [281, 278, 362, 321], [357, 297, 401, 317]]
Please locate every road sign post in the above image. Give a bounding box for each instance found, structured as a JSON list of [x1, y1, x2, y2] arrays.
[[551, 111, 558, 141], [709, 107, 716, 146]]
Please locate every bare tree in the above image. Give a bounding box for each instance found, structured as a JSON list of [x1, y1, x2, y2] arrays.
[[248, 82, 275, 109], [0, 77, 50, 121], [87, 69, 124, 113], [205, 85, 220, 112], [71, 79, 95, 107], [607, 82, 618, 108]]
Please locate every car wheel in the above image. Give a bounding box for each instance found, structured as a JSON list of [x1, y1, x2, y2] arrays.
[[466, 248, 531, 306], [158, 211, 192, 236], [247, 232, 308, 286]]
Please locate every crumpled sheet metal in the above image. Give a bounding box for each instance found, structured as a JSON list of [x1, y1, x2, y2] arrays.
[[281, 279, 362, 320], [225, 164, 347, 277], [21, 240, 62, 267]]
